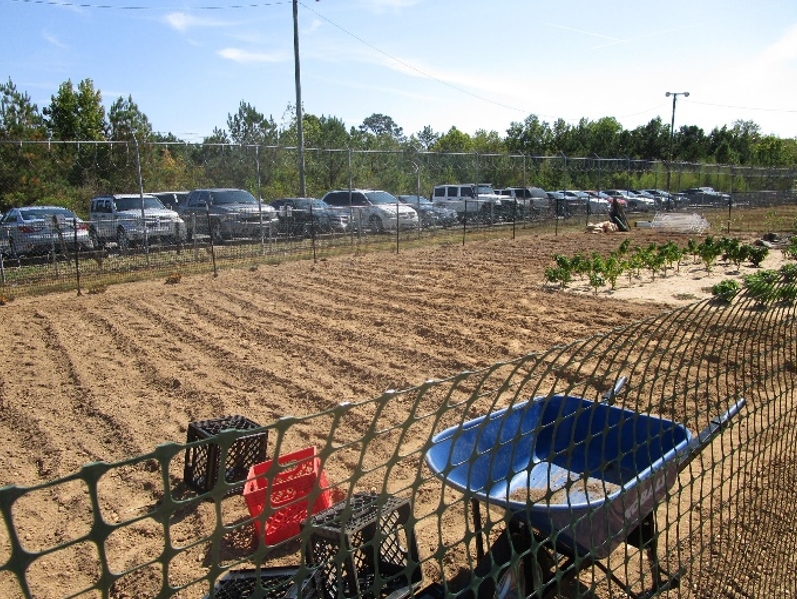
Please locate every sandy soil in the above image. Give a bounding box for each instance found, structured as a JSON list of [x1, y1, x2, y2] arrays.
[[0, 229, 789, 599]]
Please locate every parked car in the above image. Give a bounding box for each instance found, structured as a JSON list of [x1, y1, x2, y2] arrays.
[[587, 190, 626, 209], [150, 191, 189, 211], [554, 190, 596, 213], [431, 184, 509, 220], [680, 187, 732, 205], [397, 195, 458, 228], [177, 188, 277, 243], [88, 193, 186, 250], [0, 206, 93, 258], [270, 197, 350, 236], [603, 189, 655, 212], [579, 190, 611, 213], [493, 187, 550, 219], [320, 189, 418, 233], [546, 191, 571, 215]]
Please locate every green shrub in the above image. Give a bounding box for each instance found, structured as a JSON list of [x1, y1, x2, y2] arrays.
[[778, 284, 797, 304], [544, 266, 571, 289], [743, 270, 780, 307], [780, 263, 797, 283], [748, 245, 769, 267], [698, 236, 723, 273], [712, 279, 740, 303]]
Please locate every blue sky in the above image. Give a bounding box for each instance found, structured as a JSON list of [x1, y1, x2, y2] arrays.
[[2, 0, 797, 143]]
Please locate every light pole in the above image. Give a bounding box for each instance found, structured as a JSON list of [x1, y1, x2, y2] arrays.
[[293, 0, 306, 197], [665, 91, 689, 194]]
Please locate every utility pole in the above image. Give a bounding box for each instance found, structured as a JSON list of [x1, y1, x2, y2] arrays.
[[293, 0, 307, 197], [665, 91, 689, 194]]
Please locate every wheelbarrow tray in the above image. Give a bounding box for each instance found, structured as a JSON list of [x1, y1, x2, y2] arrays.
[[425, 394, 693, 559]]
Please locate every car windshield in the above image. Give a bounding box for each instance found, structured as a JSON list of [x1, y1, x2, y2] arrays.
[[304, 199, 328, 210], [400, 196, 430, 205], [20, 208, 76, 220], [365, 191, 400, 205], [210, 190, 258, 205], [476, 185, 495, 194], [115, 197, 166, 211]]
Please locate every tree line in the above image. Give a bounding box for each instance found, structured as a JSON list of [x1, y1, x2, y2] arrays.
[[1, 76, 796, 215]]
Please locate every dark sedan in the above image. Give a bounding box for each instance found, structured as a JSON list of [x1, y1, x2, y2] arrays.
[[397, 195, 458, 228], [177, 188, 277, 243], [270, 197, 350, 236]]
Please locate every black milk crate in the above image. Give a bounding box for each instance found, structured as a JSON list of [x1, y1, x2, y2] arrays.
[[184, 415, 268, 496], [203, 567, 318, 599], [304, 493, 422, 599]]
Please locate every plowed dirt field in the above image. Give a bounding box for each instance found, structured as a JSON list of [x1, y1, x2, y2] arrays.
[[0, 230, 786, 599]]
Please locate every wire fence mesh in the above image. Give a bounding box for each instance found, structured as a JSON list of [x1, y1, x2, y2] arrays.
[[1, 269, 795, 599], [1, 141, 796, 298]]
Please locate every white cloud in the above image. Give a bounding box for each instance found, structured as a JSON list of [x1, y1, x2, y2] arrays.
[[756, 22, 797, 67], [305, 19, 322, 35], [217, 48, 283, 64], [358, 0, 421, 13], [42, 30, 67, 49], [163, 12, 231, 33]]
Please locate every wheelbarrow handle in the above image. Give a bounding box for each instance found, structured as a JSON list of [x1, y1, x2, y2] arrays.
[[677, 397, 746, 472], [601, 376, 628, 404]]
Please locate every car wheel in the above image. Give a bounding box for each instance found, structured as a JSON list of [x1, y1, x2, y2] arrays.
[[210, 220, 227, 244], [116, 227, 130, 251], [368, 215, 384, 234], [8, 238, 19, 260]]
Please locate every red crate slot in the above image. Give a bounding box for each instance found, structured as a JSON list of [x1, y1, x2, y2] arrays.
[[244, 446, 332, 545]]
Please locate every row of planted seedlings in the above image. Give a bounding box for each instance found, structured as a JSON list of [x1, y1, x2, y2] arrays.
[[543, 235, 797, 300], [712, 235, 797, 306]]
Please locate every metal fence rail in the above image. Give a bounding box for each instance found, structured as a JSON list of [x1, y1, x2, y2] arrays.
[[1, 275, 795, 598], [2, 200, 796, 299], [2, 140, 796, 297]]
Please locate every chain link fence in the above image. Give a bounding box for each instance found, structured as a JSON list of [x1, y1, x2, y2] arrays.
[[1, 270, 796, 598], [1, 141, 796, 297]]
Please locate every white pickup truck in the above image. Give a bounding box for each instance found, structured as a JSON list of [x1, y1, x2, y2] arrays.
[[431, 184, 511, 221], [88, 193, 186, 250]]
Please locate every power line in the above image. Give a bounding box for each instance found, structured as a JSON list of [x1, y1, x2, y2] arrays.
[[298, 1, 531, 120], [10, 0, 288, 9], [688, 99, 797, 115], [12, 0, 797, 128]]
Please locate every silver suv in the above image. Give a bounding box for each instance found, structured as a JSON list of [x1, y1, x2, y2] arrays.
[[89, 194, 186, 250], [321, 189, 418, 234]]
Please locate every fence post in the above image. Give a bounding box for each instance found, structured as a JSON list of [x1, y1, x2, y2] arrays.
[[134, 138, 151, 266], [256, 145, 266, 256], [51, 218, 59, 277], [206, 202, 217, 277], [347, 148, 355, 247], [728, 167, 735, 234], [73, 217, 82, 296]]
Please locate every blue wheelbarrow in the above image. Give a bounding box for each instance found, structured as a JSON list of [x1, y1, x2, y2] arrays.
[[425, 383, 745, 599]]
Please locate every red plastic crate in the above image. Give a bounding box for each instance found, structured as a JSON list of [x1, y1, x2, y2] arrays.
[[244, 446, 332, 545]]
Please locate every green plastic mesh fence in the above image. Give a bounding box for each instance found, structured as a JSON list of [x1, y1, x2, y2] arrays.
[[1, 276, 796, 599]]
